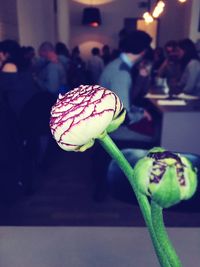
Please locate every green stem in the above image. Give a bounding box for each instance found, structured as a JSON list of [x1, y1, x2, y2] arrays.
[[151, 201, 182, 267], [98, 134, 170, 267]]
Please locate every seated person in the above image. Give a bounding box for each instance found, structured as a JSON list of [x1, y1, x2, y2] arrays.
[[131, 47, 154, 106], [176, 38, 200, 96], [157, 40, 181, 95]]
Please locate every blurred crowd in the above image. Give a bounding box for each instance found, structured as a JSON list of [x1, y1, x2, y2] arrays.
[[0, 32, 200, 202]]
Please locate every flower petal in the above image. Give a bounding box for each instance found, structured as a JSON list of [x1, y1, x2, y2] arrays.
[[50, 85, 124, 152]]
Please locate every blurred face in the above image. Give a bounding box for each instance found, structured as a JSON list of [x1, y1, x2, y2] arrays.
[[38, 48, 48, 59], [165, 46, 179, 61], [176, 47, 185, 59]]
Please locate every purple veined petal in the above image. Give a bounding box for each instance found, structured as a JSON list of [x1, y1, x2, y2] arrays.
[[52, 117, 74, 141], [57, 142, 79, 151], [59, 110, 114, 146], [50, 85, 124, 152]]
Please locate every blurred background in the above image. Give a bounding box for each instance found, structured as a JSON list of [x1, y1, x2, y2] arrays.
[[1, 0, 199, 60], [0, 0, 200, 227]]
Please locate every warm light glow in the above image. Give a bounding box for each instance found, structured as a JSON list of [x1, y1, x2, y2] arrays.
[[89, 22, 99, 27], [137, 19, 158, 48], [143, 12, 154, 23], [73, 0, 115, 5], [78, 40, 105, 59], [178, 0, 187, 2], [152, 0, 165, 18]]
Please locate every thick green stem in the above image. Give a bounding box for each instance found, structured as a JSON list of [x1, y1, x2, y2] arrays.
[[151, 201, 182, 267], [98, 134, 170, 267]]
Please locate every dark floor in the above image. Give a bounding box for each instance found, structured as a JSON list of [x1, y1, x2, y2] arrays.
[[0, 140, 200, 227]]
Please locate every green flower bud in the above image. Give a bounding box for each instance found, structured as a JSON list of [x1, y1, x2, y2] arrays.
[[133, 147, 198, 208]]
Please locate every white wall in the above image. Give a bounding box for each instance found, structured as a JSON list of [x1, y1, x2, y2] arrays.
[[68, 0, 195, 59], [68, 0, 142, 59], [17, 0, 56, 50], [158, 0, 193, 46], [13, 0, 200, 57], [57, 0, 70, 46], [189, 0, 200, 42], [0, 0, 19, 40]]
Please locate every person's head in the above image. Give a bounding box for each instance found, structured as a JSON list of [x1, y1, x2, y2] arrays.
[[119, 30, 152, 56], [38, 41, 55, 59], [19, 46, 36, 70], [177, 38, 199, 61], [164, 40, 179, 61], [21, 46, 35, 60], [55, 42, 69, 57], [0, 39, 21, 66], [71, 46, 80, 57], [102, 45, 110, 55], [91, 47, 100, 56]]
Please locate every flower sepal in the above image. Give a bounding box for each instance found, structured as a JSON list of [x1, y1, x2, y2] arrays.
[[106, 109, 126, 133], [76, 139, 95, 152]]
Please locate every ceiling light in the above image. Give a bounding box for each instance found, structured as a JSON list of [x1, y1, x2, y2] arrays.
[[82, 7, 102, 27]]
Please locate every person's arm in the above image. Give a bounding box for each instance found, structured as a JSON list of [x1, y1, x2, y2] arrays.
[[128, 105, 152, 125]]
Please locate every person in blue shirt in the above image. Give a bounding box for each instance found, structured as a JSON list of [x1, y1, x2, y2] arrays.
[[34, 42, 67, 96], [99, 30, 152, 124], [177, 38, 200, 96]]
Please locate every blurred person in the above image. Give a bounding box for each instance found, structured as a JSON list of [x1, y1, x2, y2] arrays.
[[0, 90, 22, 203], [55, 42, 70, 73], [0, 40, 40, 195], [101, 45, 111, 65], [0, 39, 23, 72], [87, 47, 104, 84], [176, 38, 200, 96], [68, 46, 87, 88], [55, 42, 70, 58], [131, 46, 154, 106], [99, 30, 153, 125], [157, 40, 181, 94], [35, 41, 67, 96], [151, 46, 165, 79], [0, 40, 38, 118], [55, 42, 71, 92], [20, 46, 36, 71], [32, 41, 68, 172]]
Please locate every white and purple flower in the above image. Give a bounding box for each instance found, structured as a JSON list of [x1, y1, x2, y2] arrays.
[[50, 85, 125, 152]]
